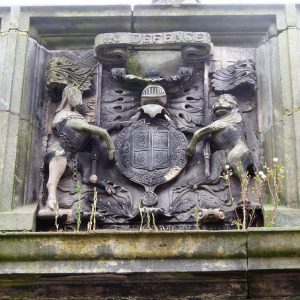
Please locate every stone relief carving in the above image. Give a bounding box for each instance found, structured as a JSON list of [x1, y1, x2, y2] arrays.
[[47, 57, 93, 93], [95, 32, 213, 63], [211, 59, 256, 92], [37, 32, 263, 231], [101, 66, 204, 132], [39, 85, 115, 215], [186, 94, 256, 177]]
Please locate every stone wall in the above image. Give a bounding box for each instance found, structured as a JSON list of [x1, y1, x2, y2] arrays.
[[1, 4, 300, 298], [1, 4, 300, 231]]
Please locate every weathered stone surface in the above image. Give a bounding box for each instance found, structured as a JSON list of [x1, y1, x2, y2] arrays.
[[18, 6, 132, 49], [0, 272, 248, 299], [248, 271, 300, 298], [0, 112, 20, 212], [95, 31, 213, 63], [19, 37, 39, 122], [278, 27, 300, 208], [0, 7, 11, 32], [127, 50, 183, 77], [0, 32, 11, 111], [261, 128, 274, 173], [0, 231, 247, 272], [264, 205, 300, 227], [0, 229, 299, 298], [133, 5, 287, 43], [0, 31, 28, 113], [0, 5, 300, 299], [277, 31, 296, 204], [13, 119, 31, 208], [282, 114, 298, 207], [0, 203, 37, 231], [248, 228, 300, 270]]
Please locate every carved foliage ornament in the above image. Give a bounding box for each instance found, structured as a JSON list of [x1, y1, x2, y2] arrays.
[[212, 59, 256, 92], [95, 32, 213, 63], [47, 57, 94, 92]]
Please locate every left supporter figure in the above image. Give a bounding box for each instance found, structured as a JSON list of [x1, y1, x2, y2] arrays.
[[44, 85, 115, 210]]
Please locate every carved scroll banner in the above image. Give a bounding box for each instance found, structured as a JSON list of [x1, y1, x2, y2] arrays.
[[95, 32, 213, 63]]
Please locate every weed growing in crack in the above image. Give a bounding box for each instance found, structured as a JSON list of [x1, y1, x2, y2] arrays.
[[87, 187, 97, 231], [75, 182, 82, 231]]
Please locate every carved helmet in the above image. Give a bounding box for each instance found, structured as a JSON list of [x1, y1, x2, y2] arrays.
[[141, 84, 167, 106]]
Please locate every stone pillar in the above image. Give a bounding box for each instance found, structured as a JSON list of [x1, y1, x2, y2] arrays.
[[276, 4, 300, 208], [0, 7, 38, 230]]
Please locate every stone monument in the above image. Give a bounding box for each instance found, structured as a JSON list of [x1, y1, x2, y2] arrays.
[[1, 4, 300, 299], [35, 31, 262, 231]]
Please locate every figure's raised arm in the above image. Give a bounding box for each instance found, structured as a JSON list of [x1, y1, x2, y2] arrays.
[[67, 119, 115, 160]]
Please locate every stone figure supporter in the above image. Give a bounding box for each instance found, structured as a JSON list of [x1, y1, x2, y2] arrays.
[[186, 94, 255, 179], [44, 85, 115, 211]]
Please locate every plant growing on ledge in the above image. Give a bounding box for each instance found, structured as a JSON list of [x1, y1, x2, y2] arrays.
[[262, 158, 285, 226], [54, 201, 59, 232], [223, 159, 285, 230], [139, 201, 159, 231], [87, 187, 98, 232], [75, 182, 82, 232]]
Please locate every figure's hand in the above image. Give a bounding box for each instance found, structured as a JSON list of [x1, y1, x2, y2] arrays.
[[89, 175, 98, 184], [108, 149, 115, 160], [105, 185, 115, 195], [186, 144, 195, 157]]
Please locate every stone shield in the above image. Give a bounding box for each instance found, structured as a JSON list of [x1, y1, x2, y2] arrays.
[[115, 118, 188, 189]]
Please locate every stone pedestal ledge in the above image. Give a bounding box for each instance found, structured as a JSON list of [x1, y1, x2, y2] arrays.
[[0, 229, 300, 298], [0, 203, 37, 231], [0, 230, 247, 274]]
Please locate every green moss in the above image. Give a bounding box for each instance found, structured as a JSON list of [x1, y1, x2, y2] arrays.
[[125, 53, 143, 77]]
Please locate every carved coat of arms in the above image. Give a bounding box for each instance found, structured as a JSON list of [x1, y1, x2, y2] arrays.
[[38, 31, 263, 231], [116, 118, 187, 205]]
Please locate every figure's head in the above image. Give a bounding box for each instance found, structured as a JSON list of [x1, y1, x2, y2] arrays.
[[141, 85, 167, 106], [56, 85, 83, 112], [212, 94, 238, 116]]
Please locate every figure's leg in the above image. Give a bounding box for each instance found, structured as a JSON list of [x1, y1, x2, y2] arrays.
[[46, 156, 67, 210], [192, 150, 226, 189], [228, 149, 254, 179], [209, 150, 227, 181]]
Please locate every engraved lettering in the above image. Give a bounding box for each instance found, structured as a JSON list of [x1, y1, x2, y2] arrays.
[[132, 34, 141, 43], [144, 34, 152, 44], [164, 32, 173, 42], [185, 32, 194, 42], [95, 31, 212, 62], [153, 33, 163, 43], [174, 32, 182, 42], [196, 32, 204, 42], [113, 33, 120, 43]]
